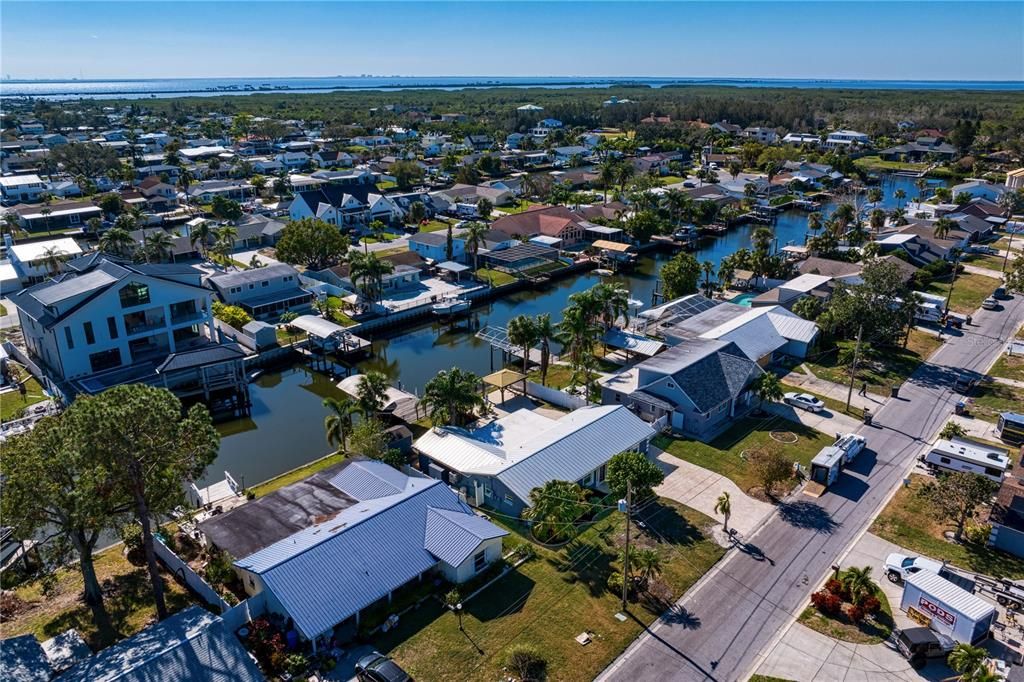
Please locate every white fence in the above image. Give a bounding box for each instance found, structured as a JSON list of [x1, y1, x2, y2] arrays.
[[2, 341, 68, 404], [153, 536, 230, 613], [221, 592, 266, 633], [524, 380, 591, 410]]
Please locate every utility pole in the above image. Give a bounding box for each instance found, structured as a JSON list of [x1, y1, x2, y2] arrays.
[[1002, 230, 1016, 274], [619, 481, 632, 612], [943, 249, 962, 318], [845, 323, 864, 412]]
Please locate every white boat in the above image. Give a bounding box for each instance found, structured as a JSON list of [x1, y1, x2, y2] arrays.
[[432, 296, 471, 315], [594, 268, 614, 277]]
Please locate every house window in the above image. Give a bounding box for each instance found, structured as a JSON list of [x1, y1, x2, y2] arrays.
[[89, 348, 121, 373], [64, 326, 74, 349], [83, 321, 95, 345], [985, 467, 1002, 478], [503, 493, 514, 506], [107, 317, 118, 339], [598, 464, 607, 482], [262, 281, 269, 287], [119, 282, 150, 308], [473, 550, 487, 573], [939, 457, 951, 464]]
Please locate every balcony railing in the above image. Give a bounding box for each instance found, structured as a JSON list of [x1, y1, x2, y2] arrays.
[[124, 317, 166, 335], [170, 310, 206, 326]]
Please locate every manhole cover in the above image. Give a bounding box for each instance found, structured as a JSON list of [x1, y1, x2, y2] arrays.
[[770, 431, 799, 444]]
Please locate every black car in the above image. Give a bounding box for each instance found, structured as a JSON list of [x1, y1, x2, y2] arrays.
[[892, 627, 954, 669], [354, 652, 412, 682]]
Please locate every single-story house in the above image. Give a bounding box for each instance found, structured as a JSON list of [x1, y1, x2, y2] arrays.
[[414, 405, 656, 515], [433, 183, 513, 207], [9, 200, 102, 231], [207, 263, 312, 319], [951, 180, 1006, 203], [491, 205, 592, 245], [316, 250, 427, 293], [217, 459, 506, 641], [750, 273, 833, 309], [599, 339, 763, 440]]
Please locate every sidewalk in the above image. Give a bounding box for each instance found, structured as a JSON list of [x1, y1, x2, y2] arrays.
[[783, 365, 883, 413], [962, 262, 1006, 279], [764, 400, 864, 438], [652, 449, 774, 539]]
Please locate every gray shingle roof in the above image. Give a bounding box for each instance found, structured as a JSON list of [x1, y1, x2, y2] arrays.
[[155, 343, 246, 373], [637, 339, 762, 413]]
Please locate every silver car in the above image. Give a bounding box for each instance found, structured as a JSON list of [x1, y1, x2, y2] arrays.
[[783, 392, 825, 413]]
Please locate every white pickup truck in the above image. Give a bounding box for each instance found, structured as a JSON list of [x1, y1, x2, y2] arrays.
[[883, 553, 943, 584]]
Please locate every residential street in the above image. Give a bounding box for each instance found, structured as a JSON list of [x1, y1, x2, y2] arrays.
[[598, 294, 1024, 682]]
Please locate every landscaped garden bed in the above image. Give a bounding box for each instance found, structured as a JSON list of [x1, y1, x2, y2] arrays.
[[799, 568, 893, 644]]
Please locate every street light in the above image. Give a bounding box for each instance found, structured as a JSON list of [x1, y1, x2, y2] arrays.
[[451, 602, 464, 631]]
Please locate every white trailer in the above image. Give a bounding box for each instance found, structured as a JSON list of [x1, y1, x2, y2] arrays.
[[923, 437, 1010, 483], [901, 570, 997, 645]]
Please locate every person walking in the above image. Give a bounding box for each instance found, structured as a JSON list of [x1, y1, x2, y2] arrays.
[[858, 382, 867, 397]]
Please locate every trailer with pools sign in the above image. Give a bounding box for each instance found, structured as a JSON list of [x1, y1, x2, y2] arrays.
[[901, 570, 997, 645]]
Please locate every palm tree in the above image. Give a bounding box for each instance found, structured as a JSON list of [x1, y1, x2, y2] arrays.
[[522, 480, 589, 543], [714, 491, 732, 533], [462, 221, 489, 272], [39, 206, 53, 235], [349, 251, 395, 304], [762, 161, 780, 205], [633, 548, 662, 586], [598, 158, 618, 203], [406, 201, 426, 227], [661, 189, 691, 226], [808, 211, 823, 236], [915, 177, 928, 201], [2, 212, 21, 242], [839, 565, 876, 605], [557, 305, 601, 396], [832, 202, 856, 232], [99, 227, 136, 258], [592, 283, 630, 330], [700, 261, 716, 297], [355, 371, 390, 418], [866, 187, 883, 205], [934, 217, 956, 241], [535, 313, 555, 387], [39, 246, 67, 277], [323, 395, 358, 452], [143, 230, 175, 263], [948, 643, 987, 681], [894, 188, 906, 209], [422, 367, 484, 427], [189, 220, 212, 259], [507, 315, 539, 375], [869, 208, 887, 236], [751, 371, 783, 412], [177, 168, 195, 214]]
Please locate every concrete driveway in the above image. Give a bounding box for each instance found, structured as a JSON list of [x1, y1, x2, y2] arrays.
[[765, 400, 864, 438], [652, 449, 774, 538]]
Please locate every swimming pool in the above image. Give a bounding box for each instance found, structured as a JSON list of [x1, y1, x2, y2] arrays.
[[731, 293, 757, 307]]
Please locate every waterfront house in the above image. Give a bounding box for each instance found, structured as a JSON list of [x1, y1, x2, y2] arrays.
[[6, 236, 84, 285], [491, 205, 591, 245], [409, 230, 467, 263], [9, 255, 223, 388], [316, 250, 427, 293], [599, 339, 763, 440], [750, 273, 833, 310], [950, 179, 1007, 203], [879, 137, 957, 162], [0, 173, 47, 203], [414, 405, 656, 515], [823, 130, 871, 149], [202, 459, 506, 641], [289, 179, 401, 229], [207, 263, 312, 320]]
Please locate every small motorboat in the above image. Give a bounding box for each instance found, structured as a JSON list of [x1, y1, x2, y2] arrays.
[[594, 268, 614, 277], [432, 296, 471, 316]]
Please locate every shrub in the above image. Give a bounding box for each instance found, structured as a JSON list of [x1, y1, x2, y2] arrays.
[[204, 550, 236, 588], [824, 578, 844, 597], [504, 644, 547, 682], [861, 595, 882, 615], [940, 422, 967, 440], [811, 589, 842, 615], [284, 653, 308, 676], [964, 522, 992, 545], [847, 604, 866, 623], [212, 301, 253, 329], [607, 571, 624, 595], [119, 523, 143, 554]]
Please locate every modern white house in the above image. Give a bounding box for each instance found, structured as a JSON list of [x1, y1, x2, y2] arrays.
[[9, 256, 218, 383], [0, 174, 47, 203], [824, 130, 871, 149], [950, 180, 1007, 203], [6, 236, 84, 285]]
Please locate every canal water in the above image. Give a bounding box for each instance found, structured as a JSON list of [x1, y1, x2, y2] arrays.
[[207, 173, 944, 486]]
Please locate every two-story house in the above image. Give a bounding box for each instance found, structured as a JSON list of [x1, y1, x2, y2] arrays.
[[288, 180, 402, 229], [206, 263, 312, 319], [0, 174, 47, 203]]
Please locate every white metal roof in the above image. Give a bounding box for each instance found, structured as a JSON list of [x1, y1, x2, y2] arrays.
[[0, 174, 43, 187], [931, 438, 1010, 470], [9, 238, 83, 263], [780, 273, 832, 293], [289, 314, 347, 340], [905, 570, 997, 622]]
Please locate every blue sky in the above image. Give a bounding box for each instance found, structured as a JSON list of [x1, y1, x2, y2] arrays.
[[2, 1, 1022, 81]]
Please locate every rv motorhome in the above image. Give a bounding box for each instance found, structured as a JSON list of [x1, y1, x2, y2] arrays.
[[923, 437, 1010, 483]]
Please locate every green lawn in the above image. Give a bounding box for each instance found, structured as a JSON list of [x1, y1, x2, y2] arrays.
[[374, 245, 410, 258], [275, 327, 308, 345], [0, 377, 48, 422], [0, 303, 7, 316], [969, 381, 1024, 424], [798, 584, 893, 645], [989, 354, 1024, 382], [925, 272, 1001, 315], [475, 267, 518, 287], [853, 155, 929, 172], [804, 329, 943, 392], [657, 175, 686, 185], [654, 416, 831, 496], [994, 237, 1022, 254], [497, 199, 537, 214], [527, 357, 620, 392], [251, 452, 346, 497], [871, 474, 1024, 579], [0, 544, 195, 650], [378, 499, 725, 682], [964, 252, 1013, 272], [521, 260, 568, 278], [419, 220, 452, 233]]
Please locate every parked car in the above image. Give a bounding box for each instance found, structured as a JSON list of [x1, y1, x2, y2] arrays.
[[783, 392, 825, 413], [883, 552, 943, 583], [355, 652, 412, 682], [890, 627, 955, 669], [981, 297, 998, 310]]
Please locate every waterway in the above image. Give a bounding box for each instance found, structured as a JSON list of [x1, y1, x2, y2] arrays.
[[207, 173, 945, 486]]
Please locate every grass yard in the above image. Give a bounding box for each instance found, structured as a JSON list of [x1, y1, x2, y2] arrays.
[[969, 381, 1024, 424], [989, 353, 1024, 382], [871, 474, 1024, 579], [654, 416, 831, 496], [798, 585, 894, 645], [925, 272, 1001, 315], [964, 252, 1013, 273], [994, 236, 1022, 254], [521, 260, 568, 278], [251, 452, 346, 497], [378, 499, 724, 682], [0, 546, 195, 649], [0, 303, 6, 315], [805, 329, 942, 392], [419, 220, 452, 233], [853, 155, 929, 172], [374, 245, 410, 258], [0, 377, 48, 422], [475, 267, 518, 287], [657, 175, 686, 185], [497, 199, 537, 214], [527, 357, 620, 392], [274, 327, 308, 346]]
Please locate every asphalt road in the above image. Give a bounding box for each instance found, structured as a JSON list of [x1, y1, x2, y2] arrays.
[[597, 294, 1024, 682]]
